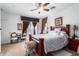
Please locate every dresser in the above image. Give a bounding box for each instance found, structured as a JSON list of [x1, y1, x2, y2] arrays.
[[68, 38, 79, 52]]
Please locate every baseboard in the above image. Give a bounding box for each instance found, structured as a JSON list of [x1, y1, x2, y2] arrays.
[[1, 42, 11, 45]]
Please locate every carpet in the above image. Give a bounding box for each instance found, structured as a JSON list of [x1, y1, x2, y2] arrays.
[[52, 50, 72, 56]]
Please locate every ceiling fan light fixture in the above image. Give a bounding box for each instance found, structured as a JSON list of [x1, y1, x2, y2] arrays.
[[30, 3, 56, 14], [37, 5, 44, 11], [38, 8, 43, 11]]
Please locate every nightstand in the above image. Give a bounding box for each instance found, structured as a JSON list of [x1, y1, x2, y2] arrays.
[[68, 38, 79, 52]]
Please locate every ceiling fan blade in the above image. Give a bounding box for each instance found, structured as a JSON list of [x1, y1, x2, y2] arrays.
[[50, 6, 56, 9], [30, 3, 42, 11], [38, 3, 42, 6], [43, 3, 50, 7], [44, 9, 49, 11], [30, 9, 37, 11]]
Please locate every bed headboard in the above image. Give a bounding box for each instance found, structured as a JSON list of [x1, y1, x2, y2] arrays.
[[50, 25, 70, 37]]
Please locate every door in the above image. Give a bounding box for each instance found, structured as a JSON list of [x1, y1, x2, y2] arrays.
[[1, 20, 10, 44], [0, 10, 1, 52], [0, 28, 1, 52]]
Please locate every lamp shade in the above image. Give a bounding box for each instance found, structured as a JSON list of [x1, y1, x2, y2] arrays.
[[73, 25, 78, 30]]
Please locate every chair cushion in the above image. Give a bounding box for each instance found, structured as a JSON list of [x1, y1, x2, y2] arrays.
[[11, 38, 17, 40], [21, 37, 26, 39]]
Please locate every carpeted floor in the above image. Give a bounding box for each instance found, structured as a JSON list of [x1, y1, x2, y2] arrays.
[[0, 41, 27, 56], [47, 49, 79, 56], [0, 40, 79, 56]]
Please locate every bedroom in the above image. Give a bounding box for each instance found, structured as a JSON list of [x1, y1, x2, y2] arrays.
[[0, 3, 79, 56]]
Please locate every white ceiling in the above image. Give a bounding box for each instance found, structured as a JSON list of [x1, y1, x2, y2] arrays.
[[0, 3, 77, 18]]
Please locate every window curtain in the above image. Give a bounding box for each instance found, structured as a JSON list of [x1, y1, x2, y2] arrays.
[[30, 22, 34, 34], [35, 24, 38, 34], [41, 17, 47, 34], [32, 22, 37, 35], [21, 16, 39, 34], [22, 22, 29, 34]]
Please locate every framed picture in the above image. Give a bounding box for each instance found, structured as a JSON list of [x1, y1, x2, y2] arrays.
[[55, 17, 62, 26], [17, 23, 22, 30]]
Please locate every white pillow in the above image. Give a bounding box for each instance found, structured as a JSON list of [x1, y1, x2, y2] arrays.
[[48, 31, 55, 34], [60, 31, 68, 38], [54, 28, 61, 32], [48, 30, 60, 36], [61, 31, 66, 34]]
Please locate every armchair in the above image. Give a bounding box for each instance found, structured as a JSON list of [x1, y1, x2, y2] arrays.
[[10, 32, 18, 43]]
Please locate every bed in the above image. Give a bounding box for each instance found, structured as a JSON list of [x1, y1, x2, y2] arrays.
[[29, 25, 70, 56]]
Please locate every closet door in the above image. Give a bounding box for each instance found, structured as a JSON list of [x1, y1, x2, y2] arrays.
[[1, 12, 10, 44], [1, 20, 10, 44], [0, 10, 1, 52], [1, 20, 6, 44]]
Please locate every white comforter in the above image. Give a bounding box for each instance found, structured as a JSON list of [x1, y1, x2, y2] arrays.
[[32, 31, 68, 54]]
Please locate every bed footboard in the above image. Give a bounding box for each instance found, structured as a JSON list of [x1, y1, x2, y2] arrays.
[[29, 34, 45, 56], [37, 38, 45, 56], [29, 34, 33, 41]]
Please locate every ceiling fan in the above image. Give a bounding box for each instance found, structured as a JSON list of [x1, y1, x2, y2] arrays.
[[30, 3, 56, 14]]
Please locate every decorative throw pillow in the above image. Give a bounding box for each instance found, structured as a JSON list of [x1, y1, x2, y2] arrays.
[[54, 28, 61, 32]]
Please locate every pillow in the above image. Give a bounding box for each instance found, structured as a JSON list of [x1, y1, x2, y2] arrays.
[[54, 28, 61, 32], [48, 28, 61, 35], [54, 28, 61, 34], [48, 31, 55, 34], [60, 31, 68, 38], [57, 31, 61, 35], [61, 31, 66, 34], [48, 30, 61, 36]]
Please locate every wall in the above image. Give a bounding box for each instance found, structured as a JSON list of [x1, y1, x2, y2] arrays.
[[2, 4, 79, 44], [1, 11, 41, 44], [0, 9, 1, 52], [37, 18, 42, 34], [1, 11, 21, 44], [47, 4, 79, 37]]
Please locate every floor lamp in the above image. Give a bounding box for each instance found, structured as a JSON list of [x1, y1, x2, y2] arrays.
[[72, 25, 78, 39]]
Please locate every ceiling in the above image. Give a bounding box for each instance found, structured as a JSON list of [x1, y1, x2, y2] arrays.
[[0, 3, 77, 18]]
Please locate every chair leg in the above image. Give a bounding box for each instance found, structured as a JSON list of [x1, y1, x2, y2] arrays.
[[16, 39, 18, 43], [11, 40, 13, 44]]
